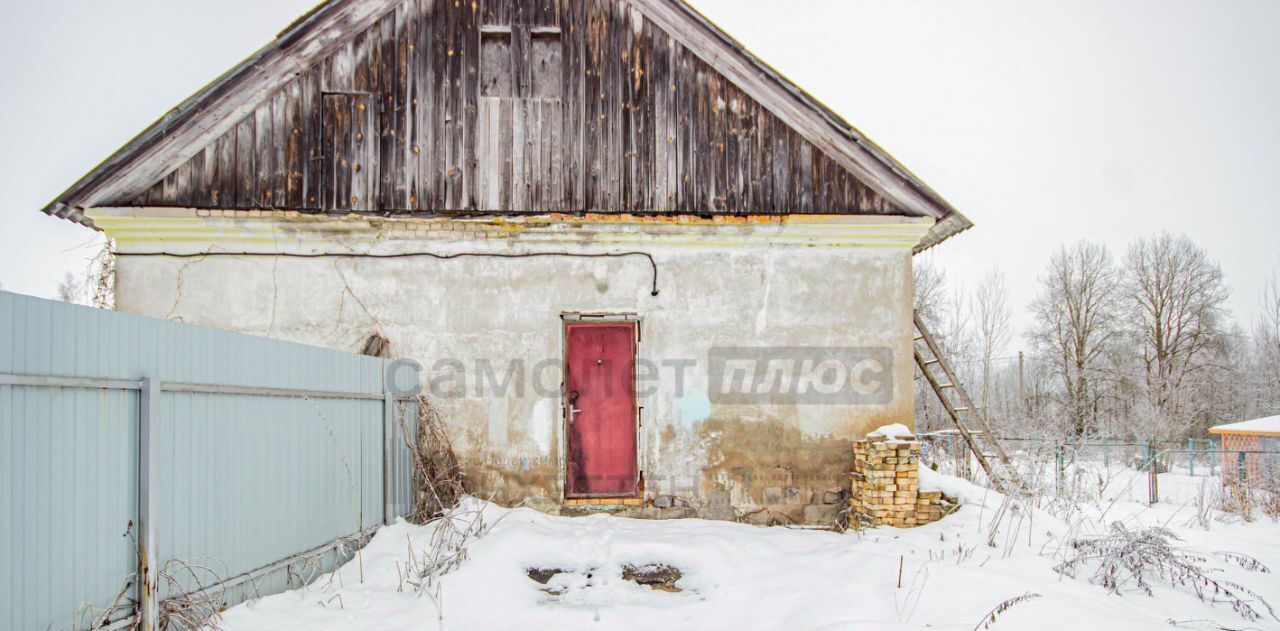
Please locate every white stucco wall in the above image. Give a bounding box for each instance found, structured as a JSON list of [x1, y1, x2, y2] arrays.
[[100, 209, 929, 521]]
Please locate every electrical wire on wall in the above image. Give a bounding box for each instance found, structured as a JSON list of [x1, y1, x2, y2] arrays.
[[126, 250, 662, 296]]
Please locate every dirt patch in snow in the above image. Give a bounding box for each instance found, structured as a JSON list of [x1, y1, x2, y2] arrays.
[[622, 564, 683, 592], [528, 563, 685, 595], [526, 567, 569, 585]]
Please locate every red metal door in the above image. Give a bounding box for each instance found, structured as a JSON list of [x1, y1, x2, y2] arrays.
[[565, 321, 638, 497]]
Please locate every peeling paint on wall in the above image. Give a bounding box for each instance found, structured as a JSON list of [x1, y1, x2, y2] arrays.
[[528, 397, 554, 455], [677, 392, 711, 428]]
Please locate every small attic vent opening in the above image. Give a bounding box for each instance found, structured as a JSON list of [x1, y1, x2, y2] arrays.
[[480, 25, 562, 100], [480, 28, 513, 97], [530, 30, 563, 99]]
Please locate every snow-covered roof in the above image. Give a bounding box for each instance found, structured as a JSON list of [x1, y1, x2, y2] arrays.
[[1208, 415, 1280, 436]]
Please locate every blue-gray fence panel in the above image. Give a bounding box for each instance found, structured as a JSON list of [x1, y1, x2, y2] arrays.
[[0, 291, 418, 631], [387, 397, 422, 519], [2, 385, 138, 630]]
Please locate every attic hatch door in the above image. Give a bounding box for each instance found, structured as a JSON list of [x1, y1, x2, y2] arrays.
[[565, 321, 638, 498], [321, 92, 379, 211]]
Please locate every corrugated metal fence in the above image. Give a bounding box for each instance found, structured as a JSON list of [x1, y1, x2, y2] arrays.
[[0, 291, 422, 631]]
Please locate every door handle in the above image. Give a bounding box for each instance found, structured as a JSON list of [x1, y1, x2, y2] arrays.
[[568, 391, 581, 424]]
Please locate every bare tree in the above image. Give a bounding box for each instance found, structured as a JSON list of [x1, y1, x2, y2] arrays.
[[975, 268, 1011, 418], [56, 272, 82, 304], [88, 242, 116, 310], [1255, 268, 1280, 410], [1028, 242, 1121, 437], [911, 263, 981, 434], [1122, 233, 1230, 437], [940, 282, 975, 364], [912, 260, 950, 432], [913, 259, 947, 327], [51, 242, 115, 309]]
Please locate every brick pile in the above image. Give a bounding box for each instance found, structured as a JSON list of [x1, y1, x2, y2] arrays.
[[851, 434, 946, 528]]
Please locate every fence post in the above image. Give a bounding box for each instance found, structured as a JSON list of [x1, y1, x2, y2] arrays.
[[382, 381, 394, 527], [1147, 442, 1158, 505], [1237, 451, 1248, 484], [1054, 442, 1064, 497], [1187, 438, 1195, 476], [138, 377, 160, 631]]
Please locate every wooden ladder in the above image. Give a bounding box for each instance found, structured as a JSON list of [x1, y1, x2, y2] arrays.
[[913, 311, 1022, 495]]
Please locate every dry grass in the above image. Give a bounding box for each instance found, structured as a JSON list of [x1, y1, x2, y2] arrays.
[[157, 558, 229, 630], [398, 395, 467, 524]]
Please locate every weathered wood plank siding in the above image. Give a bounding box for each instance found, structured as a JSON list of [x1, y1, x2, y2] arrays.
[[127, 0, 904, 216]]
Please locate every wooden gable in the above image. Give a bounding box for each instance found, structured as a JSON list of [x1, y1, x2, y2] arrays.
[[44, 0, 971, 248]]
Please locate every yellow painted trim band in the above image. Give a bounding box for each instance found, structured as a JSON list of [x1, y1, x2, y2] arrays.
[[88, 207, 934, 253]]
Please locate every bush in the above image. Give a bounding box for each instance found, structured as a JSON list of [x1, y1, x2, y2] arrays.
[[399, 396, 466, 523], [1055, 522, 1276, 623]]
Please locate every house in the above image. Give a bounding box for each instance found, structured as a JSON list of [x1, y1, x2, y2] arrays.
[[1209, 415, 1280, 483], [40, 0, 971, 523]]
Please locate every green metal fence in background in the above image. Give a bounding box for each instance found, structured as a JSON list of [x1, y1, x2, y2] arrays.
[[919, 432, 1279, 506]]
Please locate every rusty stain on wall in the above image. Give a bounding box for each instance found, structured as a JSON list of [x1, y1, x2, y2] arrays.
[[697, 416, 849, 508]]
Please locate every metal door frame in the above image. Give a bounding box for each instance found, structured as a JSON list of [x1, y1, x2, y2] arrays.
[[560, 312, 642, 499]]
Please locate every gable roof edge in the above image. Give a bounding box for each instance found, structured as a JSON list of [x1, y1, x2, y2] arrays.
[[630, 0, 967, 227], [40, 0, 403, 227]]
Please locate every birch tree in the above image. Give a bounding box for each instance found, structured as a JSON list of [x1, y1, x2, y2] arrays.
[[1028, 242, 1120, 436], [1122, 233, 1229, 437]]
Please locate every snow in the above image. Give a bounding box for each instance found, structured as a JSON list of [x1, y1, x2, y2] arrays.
[[867, 423, 915, 441], [218, 473, 1280, 631], [1210, 414, 1280, 435], [918, 465, 991, 505]]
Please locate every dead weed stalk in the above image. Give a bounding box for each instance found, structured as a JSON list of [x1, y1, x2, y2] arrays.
[[1054, 522, 1277, 622], [971, 592, 1041, 630], [157, 558, 229, 630], [397, 395, 467, 524]]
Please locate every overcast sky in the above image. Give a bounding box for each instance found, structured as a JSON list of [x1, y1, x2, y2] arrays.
[[2, 1, 1278, 348]]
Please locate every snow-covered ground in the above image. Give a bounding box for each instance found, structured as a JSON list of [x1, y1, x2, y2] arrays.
[[219, 470, 1280, 630]]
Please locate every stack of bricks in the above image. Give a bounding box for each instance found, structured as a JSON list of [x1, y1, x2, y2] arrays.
[[916, 490, 944, 523], [851, 434, 946, 528]]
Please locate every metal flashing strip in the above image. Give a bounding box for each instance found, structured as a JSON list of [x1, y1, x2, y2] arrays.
[[0, 373, 384, 401], [163, 381, 384, 401], [0, 373, 143, 390]]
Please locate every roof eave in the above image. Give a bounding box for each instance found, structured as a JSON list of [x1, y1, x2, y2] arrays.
[[38, 0, 391, 226], [914, 211, 973, 254]]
